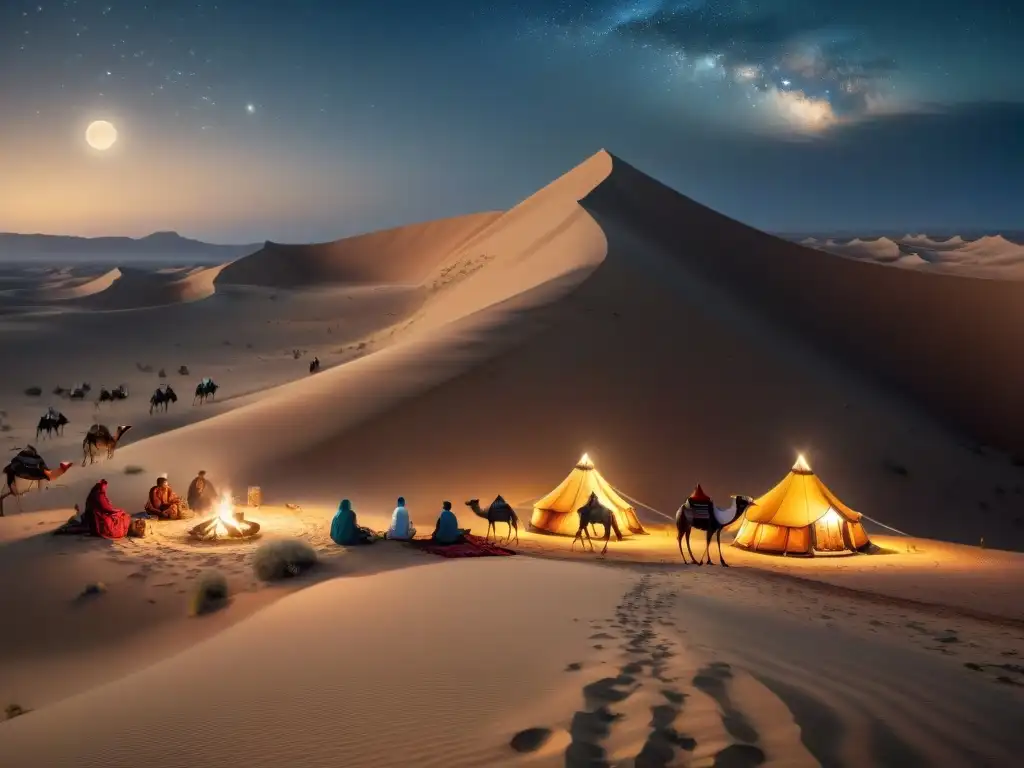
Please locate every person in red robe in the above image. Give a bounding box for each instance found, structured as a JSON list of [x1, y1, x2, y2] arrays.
[[84, 479, 131, 539]]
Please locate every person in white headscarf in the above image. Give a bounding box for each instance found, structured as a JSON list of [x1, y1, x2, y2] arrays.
[[386, 496, 416, 540]]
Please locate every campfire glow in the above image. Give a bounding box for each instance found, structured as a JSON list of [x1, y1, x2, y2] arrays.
[[189, 491, 261, 541]]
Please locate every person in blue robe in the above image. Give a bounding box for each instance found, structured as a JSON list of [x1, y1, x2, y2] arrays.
[[431, 500, 468, 545], [330, 499, 377, 545]]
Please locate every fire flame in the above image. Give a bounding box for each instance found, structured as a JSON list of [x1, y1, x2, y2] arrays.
[[212, 492, 242, 537], [578, 452, 593, 468]]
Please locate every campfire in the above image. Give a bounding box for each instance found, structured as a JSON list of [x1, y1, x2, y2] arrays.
[[189, 492, 261, 541]]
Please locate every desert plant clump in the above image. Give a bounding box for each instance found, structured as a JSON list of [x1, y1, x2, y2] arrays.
[[5, 703, 30, 720], [190, 570, 230, 616], [157, 368, 167, 378], [253, 539, 318, 582], [178, 365, 190, 376], [124, 465, 146, 475], [24, 386, 42, 397]]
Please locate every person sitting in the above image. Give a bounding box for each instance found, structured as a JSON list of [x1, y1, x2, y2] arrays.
[[431, 500, 468, 545], [330, 499, 377, 545], [85, 479, 131, 540], [187, 470, 218, 513], [386, 496, 417, 540], [145, 474, 184, 520]]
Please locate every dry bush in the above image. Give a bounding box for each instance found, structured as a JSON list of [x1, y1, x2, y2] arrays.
[[190, 570, 230, 616], [124, 465, 146, 475], [253, 539, 318, 581], [24, 386, 42, 397]]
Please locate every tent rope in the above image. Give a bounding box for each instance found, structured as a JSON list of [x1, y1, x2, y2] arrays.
[[609, 487, 675, 522], [858, 514, 911, 537]]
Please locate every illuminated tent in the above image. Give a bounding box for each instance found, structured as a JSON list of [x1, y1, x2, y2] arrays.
[[531, 453, 646, 537], [733, 455, 872, 556]]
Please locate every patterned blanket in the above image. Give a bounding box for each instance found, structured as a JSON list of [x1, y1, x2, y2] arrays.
[[408, 533, 517, 558]]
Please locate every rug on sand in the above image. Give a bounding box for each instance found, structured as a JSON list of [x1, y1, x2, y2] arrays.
[[409, 534, 517, 558]]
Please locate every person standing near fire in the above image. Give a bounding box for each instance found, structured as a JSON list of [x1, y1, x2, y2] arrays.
[[187, 470, 218, 514]]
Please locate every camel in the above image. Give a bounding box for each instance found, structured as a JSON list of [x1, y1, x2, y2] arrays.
[[572, 492, 623, 554], [675, 490, 756, 567], [67, 383, 91, 400], [194, 378, 219, 405], [309, 357, 321, 374], [149, 385, 178, 414], [465, 496, 519, 544], [36, 411, 69, 439], [98, 385, 129, 403], [1, 445, 72, 516], [82, 424, 132, 466]]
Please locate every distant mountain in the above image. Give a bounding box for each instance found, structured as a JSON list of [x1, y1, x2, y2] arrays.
[[0, 231, 260, 262], [776, 230, 1024, 245]]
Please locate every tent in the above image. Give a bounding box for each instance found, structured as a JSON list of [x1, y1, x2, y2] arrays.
[[733, 455, 872, 556], [531, 453, 646, 537]]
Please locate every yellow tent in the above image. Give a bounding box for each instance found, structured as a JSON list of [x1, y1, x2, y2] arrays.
[[531, 453, 646, 537], [733, 454, 872, 556]]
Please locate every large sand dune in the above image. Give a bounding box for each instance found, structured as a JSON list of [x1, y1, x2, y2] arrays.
[[45, 150, 1022, 552]]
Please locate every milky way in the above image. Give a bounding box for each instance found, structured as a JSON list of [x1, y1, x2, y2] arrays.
[[525, 0, 901, 133]]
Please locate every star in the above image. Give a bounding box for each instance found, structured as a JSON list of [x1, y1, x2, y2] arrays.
[[246, 103, 256, 114]]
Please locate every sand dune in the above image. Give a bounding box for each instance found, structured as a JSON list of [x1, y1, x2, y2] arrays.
[[818, 237, 902, 262], [36, 150, 1018, 554], [216, 212, 503, 288]]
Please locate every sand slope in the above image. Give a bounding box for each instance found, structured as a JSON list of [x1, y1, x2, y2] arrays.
[[216, 212, 503, 288]]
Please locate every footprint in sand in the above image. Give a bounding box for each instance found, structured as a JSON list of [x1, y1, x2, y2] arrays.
[[566, 662, 583, 672], [589, 632, 616, 640], [692, 662, 761, 745], [509, 727, 553, 753]]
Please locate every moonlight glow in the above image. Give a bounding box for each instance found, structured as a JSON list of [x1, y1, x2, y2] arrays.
[[85, 120, 118, 151]]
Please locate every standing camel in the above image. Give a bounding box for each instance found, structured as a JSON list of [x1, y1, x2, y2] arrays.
[[465, 496, 519, 544], [98, 385, 129, 404], [36, 412, 69, 439], [82, 424, 132, 466], [572, 492, 623, 554], [194, 379, 219, 405], [1, 446, 73, 516], [675, 487, 756, 567], [149, 385, 178, 414]]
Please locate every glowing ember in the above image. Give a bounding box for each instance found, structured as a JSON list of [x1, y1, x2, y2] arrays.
[[189, 491, 261, 541]]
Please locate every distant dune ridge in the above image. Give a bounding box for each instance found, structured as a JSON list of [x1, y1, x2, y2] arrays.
[[800, 232, 1024, 276]]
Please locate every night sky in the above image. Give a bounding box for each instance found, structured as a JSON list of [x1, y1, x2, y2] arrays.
[[2, 0, 1021, 243]]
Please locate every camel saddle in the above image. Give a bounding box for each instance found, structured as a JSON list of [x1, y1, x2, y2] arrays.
[[686, 484, 713, 521], [7, 447, 48, 479]]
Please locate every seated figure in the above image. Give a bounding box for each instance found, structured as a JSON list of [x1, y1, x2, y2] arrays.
[[431, 501, 468, 545], [386, 496, 417, 540], [330, 499, 377, 545], [145, 474, 184, 520], [85, 479, 131, 540], [187, 470, 217, 513]]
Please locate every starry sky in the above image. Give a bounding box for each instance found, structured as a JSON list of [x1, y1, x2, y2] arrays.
[[1, 0, 1021, 243]]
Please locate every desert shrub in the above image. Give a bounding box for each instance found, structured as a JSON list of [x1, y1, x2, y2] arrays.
[[5, 703, 30, 720], [190, 570, 230, 616], [124, 465, 146, 475], [253, 539, 318, 582], [158, 368, 166, 378], [178, 365, 190, 376], [24, 386, 42, 397]]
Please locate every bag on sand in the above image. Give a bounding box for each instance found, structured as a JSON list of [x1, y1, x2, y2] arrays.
[[128, 518, 148, 538]]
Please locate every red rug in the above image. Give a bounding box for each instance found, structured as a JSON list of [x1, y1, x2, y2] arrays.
[[409, 533, 517, 558]]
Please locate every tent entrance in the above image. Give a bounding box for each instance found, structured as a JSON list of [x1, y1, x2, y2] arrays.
[[812, 511, 846, 552]]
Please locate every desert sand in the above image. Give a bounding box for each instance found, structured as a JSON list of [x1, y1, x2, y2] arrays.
[[2, 150, 1023, 765]]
